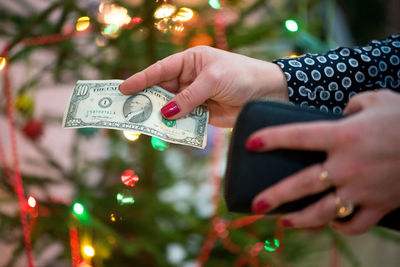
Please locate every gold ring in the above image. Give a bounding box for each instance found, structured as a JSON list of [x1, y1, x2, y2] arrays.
[[335, 197, 354, 218], [318, 169, 332, 187]]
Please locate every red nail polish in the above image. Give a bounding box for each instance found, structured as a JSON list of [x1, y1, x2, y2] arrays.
[[246, 137, 264, 150], [161, 102, 180, 118], [252, 200, 270, 213], [281, 219, 293, 228]]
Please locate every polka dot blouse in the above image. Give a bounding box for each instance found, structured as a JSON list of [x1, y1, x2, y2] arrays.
[[274, 34, 400, 114]]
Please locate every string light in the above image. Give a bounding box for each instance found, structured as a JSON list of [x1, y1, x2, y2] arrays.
[[209, 0, 222, 9], [103, 24, 119, 35], [264, 238, 280, 252], [27, 196, 37, 208], [131, 17, 143, 24], [123, 131, 140, 141], [154, 4, 176, 19], [116, 192, 135, 205], [151, 137, 169, 151], [100, 4, 131, 26], [76, 16, 90, 31], [121, 169, 139, 187], [173, 7, 194, 22], [83, 245, 95, 257], [0, 57, 6, 71], [285, 19, 299, 32], [73, 202, 84, 215]]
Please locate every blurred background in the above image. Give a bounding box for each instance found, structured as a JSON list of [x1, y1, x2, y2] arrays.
[[0, 0, 400, 266]]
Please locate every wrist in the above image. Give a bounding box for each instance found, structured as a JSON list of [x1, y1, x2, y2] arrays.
[[257, 60, 289, 102]]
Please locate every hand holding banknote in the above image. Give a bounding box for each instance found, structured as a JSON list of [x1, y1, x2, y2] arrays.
[[119, 46, 289, 128]]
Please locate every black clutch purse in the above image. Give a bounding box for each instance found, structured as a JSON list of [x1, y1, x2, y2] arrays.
[[224, 100, 400, 231]]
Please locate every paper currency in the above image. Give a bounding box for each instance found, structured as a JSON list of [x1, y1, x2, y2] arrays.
[[62, 80, 209, 149]]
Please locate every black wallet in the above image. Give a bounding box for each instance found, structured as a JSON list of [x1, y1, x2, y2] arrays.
[[224, 100, 400, 231]]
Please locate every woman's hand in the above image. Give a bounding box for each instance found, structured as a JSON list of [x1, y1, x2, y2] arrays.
[[119, 46, 288, 128], [247, 89, 400, 235]]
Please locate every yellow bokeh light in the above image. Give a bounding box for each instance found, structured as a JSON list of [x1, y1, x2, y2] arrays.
[[123, 131, 140, 141], [289, 54, 298, 58], [76, 16, 90, 31], [174, 7, 194, 22], [83, 245, 95, 257], [0, 57, 6, 71], [99, 4, 131, 27], [154, 4, 176, 19]]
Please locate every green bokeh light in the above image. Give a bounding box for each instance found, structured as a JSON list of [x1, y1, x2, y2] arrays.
[[116, 193, 135, 205], [73, 202, 84, 215], [285, 19, 299, 32], [209, 0, 221, 9], [151, 137, 169, 151], [264, 238, 280, 252]]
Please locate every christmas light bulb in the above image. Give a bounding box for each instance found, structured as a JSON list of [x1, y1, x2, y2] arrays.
[[76, 16, 90, 31], [73, 203, 84, 215], [174, 8, 194, 22], [209, 0, 222, 9], [83, 245, 95, 257], [123, 131, 140, 141], [285, 19, 299, 32], [0, 57, 6, 71], [151, 137, 169, 151], [116, 192, 135, 205], [154, 4, 176, 19], [264, 238, 280, 252], [27, 196, 37, 208], [121, 169, 139, 187]]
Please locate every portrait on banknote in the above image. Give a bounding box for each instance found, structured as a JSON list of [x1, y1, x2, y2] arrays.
[[123, 94, 152, 123]]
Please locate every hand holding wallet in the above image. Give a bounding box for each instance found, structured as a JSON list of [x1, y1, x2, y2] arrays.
[[224, 100, 400, 231]]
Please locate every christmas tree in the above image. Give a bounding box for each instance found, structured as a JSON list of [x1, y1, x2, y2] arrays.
[[0, 0, 399, 266]]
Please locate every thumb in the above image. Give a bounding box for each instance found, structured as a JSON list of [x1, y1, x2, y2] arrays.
[[161, 73, 212, 120]]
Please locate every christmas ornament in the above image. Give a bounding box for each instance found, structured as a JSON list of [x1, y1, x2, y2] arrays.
[[121, 169, 139, 187], [77, 128, 99, 138], [22, 119, 44, 140], [15, 93, 34, 116], [151, 137, 169, 151]]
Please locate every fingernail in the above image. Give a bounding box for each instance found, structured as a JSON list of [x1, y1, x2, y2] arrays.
[[246, 137, 264, 150], [252, 200, 270, 213], [281, 219, 293, 228], [161, 102, 180, 118]]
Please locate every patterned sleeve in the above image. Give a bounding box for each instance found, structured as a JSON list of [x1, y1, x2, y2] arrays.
[[273, 33, 400, 114]]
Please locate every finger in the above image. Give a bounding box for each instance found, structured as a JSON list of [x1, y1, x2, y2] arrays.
[[252, 164, 333, 213], [330, 209, 384, 235], [343, 91, 373, 115], [279, 193, 337, 228], [343, 89, 392, 115], [119, 51, 185, 95], [160, 72, 213, 119], [245, 121, 337, 152]]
